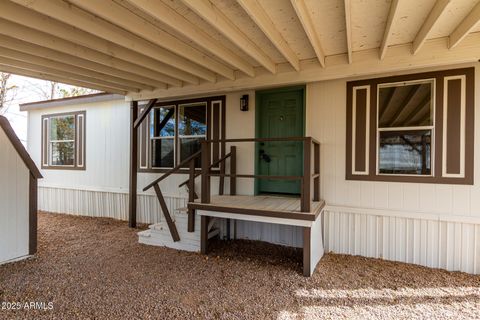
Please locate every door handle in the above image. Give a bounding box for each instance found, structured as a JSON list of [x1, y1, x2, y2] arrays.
[[259, 150, 271, 163]]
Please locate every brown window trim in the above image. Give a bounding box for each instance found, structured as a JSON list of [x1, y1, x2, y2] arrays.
[[41, 110, 86, 171], [138, 95, 226, 173], [346, 67, 474, 185]]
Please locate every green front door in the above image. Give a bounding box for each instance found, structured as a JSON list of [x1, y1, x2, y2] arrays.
[[256, 87, 305, 195]]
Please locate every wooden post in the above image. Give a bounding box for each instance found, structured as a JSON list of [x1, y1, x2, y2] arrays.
[[201, 141, 211, 203], [230, 146, 237, 196], [200, 215, 209, 254], [313, 142, 320, 202], [188, 159, 195, 232], [129, 101, 138, 228], [301, 138, 312, 212]]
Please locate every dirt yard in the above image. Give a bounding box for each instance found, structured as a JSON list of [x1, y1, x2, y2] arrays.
[[0, 212, 479, 319]]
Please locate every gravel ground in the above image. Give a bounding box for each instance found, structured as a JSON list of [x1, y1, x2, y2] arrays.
[[1, 212, 479, 320]]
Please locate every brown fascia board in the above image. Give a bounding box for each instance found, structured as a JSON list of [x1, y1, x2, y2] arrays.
[[0, 116, 42, 179], [19, 93, 125, 111]]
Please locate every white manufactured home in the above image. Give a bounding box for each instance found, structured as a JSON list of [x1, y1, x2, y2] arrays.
[[6, 0, 480, 276], [0, 116, 41, 265]]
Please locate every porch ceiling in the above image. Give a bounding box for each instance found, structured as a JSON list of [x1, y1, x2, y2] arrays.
[[1, 0, 480, 99]]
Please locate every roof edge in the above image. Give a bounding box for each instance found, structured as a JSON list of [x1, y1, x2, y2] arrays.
[[19, 93, 125, 111], [0, 116, 42, 179]]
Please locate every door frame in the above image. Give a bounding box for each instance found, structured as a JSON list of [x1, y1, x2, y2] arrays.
[[254, 85, 306, 195]]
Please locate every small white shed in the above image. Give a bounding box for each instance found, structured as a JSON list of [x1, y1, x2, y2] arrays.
[[0, 116, 42, 265]]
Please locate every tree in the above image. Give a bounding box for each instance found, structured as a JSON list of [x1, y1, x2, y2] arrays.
[[59, 86, 98, 98], [0, 72, 18, 115]]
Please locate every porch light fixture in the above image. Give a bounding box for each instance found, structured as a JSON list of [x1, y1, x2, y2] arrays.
[[240, 94, 249, 111]]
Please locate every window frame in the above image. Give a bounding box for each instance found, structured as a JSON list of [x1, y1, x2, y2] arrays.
[[346, 67, 475, 185], [41, 111, 86, 171], [375, 78, 436, 177], [138, 96, 225, 174], [150, 105, 176, 170]]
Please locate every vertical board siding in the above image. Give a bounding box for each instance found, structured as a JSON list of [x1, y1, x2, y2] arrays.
[[38, 186, 187, 225], [324, 209, 480, 274], [0, 130, 30, 264]]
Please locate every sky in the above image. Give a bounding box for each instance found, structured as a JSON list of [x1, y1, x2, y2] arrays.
[[2, 74, 94, 143]]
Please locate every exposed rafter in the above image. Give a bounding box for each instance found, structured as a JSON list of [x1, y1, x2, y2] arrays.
[[0, 34, 156, 91], [449, 1, 480, 49], [11, 0, 203, 84], [379, 0, 400, 60], [128, 0, 255, 77], [0, 18, 171, 90], [237, 0, 300, 71], [390, 85, 422, 126], [69, 0, 234, 80], [344, 0, 353, 64], [290, 0, 325, 67], [412, 0, 451, 55], [0, 64, 126, 95], [1, 1, 182, 87], [0, 47, 145, 92], [181, 0, 276, 74], [0, 56, 140, 92]]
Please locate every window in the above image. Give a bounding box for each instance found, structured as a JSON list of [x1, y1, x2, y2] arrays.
[[377, 80, 434, 176], [42, 111, 86, 170], [139, 96, 225, 172], [347, 68, 474, 184]]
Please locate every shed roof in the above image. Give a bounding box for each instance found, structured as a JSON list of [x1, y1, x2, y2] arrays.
[[0, 0, 479, 100], [19, 93, 125, 111], [0, 116, 42, 179]]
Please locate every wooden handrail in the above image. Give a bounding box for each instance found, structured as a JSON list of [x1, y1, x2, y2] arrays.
[[143, 150, 202, 191], [208, 173, 303, 180], [178, 152, 232, 188], [205, 136, 312, 143]]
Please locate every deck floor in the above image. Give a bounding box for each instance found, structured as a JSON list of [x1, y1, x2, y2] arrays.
[[189, 195, 325, 221]]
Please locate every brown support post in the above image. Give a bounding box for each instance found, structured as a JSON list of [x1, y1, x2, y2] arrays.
[[188, 159, 196, 232], [301, 138, 312, 212], [29, 174, 38, 255], [313, 143, 320, 202], [201, 141, 211, 203], [129, 101, 138, 228], [200, 215, 209, 254], [230, 146, 237, 196], [303, 227, 311, 277]]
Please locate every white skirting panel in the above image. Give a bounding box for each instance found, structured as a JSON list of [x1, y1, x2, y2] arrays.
[[233, 221, 304, 248], [324, 208, 480, 274], [38, 186, 187, 224]]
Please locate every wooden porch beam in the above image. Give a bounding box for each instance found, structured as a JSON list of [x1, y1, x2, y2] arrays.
[[11, 0, 201, 85], [237, 0, 300, 71], [129, 101, 138, 228], [129, 33, 480, 101], [379, 0, 400, 60], [181, 0, 276, 74], [0, 64, 126, 95], [0, 1, 181, 87], [133, 99, 157, 129], [0, 56, 140, 93], [129, 0, 255, 77], [69, 0, 234, 80], [290, 0, 326, 67], [344, 0, 353, 64], [412, 0, 451, 55], [0, 18, 169, 90], [0, 34, 156, 91], [449, 2, 480, 49], [0, 45, 149, 92]]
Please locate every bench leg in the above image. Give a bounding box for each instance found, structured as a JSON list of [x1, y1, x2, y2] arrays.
[[303, 227, 311, 277], [200, 216, 209, 254]]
